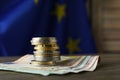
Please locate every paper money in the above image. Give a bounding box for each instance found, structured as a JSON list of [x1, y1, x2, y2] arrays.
[[0, 54, 99, 76]]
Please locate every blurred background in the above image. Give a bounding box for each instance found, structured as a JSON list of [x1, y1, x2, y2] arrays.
[[1, 0, 120, 56], [88, 0, 120, 53]]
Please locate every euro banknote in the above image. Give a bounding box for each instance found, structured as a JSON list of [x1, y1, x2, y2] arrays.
[[0, 55, 99, 76]]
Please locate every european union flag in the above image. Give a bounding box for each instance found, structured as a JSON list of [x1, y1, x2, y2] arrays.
[[0, 0, 96, 56]]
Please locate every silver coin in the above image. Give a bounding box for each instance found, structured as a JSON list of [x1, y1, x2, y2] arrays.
[[33, 51, 60, 56], [34, 53, 53, 57], [31, 37, 57, 43], [33, 51, 53, 54], [34, 56, 53, 61]]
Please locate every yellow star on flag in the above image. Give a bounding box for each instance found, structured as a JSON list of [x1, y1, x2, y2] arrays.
[[53, 4, 66, 22], [66, 38, 80, 55], [34, 0, 39, 4]]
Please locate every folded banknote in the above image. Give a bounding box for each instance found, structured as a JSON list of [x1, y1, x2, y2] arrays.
[[0, 55, 99, 76]]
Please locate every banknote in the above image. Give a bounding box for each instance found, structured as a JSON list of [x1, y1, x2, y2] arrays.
[[0, 54, 99, 76]]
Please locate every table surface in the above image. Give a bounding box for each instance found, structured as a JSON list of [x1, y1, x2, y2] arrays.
[[0, 54, 120, 80]]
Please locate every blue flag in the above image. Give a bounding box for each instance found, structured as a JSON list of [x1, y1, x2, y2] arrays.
[[0, 0, 96, 56]]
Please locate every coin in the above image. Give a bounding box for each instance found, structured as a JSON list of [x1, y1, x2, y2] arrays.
[[30, 60, 55, 66], [53, 51, 60, 56], [31, 37, 57, 44], [34, 52, 60, 56], [52, 51, 60, 61], [31, 41, 57, 45], [33, 50, 53, 54], [53, 56, 61, 61], [34, 46, 59, 50], [30, 37, 60, 66], [34, 55, 53, 61], [34, 53, 53, 56]]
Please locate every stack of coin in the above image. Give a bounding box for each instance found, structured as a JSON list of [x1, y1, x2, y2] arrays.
[[30, 37, 60, 66]]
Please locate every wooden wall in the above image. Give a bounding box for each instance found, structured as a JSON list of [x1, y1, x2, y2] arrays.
[[91, 0, 120, 53]]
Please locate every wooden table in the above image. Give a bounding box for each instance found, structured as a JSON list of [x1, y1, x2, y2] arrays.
[[0, 54, 120, 80]]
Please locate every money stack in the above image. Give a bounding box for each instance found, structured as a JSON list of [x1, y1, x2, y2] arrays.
[[30, 37, 60, 66]]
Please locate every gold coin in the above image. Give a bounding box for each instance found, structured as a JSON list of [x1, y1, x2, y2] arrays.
[[31, 41, 58, 45], [34, 53, 53, 56], [33, 50, 53, 54], [34, 53, 60, 56], [30, 60, 55, 65], [35, 44, 58, 47], [34, 46, 59, 50]]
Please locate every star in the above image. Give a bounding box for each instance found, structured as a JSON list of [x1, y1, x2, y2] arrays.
[[34, 0, 39, 4], [53, 4, 66, 22], [66, 38, 80, 55]]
